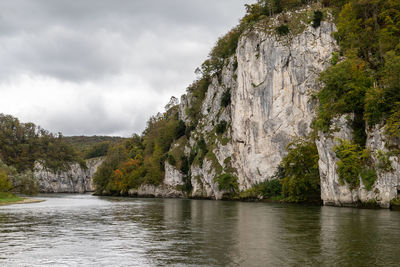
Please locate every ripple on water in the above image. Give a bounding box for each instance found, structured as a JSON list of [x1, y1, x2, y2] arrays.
[[0, 195, 400, 266]]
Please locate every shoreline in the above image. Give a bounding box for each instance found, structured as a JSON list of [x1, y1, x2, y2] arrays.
[[0, 198, 45, 206]]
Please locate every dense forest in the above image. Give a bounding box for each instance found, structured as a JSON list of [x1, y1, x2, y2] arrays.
[[0, 114, 121, 195], [92, 0, 400, 202]]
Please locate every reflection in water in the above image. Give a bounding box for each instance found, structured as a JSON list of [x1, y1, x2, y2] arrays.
[[0, 194, 399, 266]]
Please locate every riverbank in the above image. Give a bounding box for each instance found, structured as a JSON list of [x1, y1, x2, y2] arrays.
[[0, 192, 44, 206]]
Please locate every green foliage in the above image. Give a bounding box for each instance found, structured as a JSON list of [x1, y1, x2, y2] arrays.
[[317, 60, 373, 130], [0, 170, 11, 192], [360, 168, 377, 191], [280, 138, 321, 202], [0, 114, 83, 172], [331, 52, 339, 65], [390, 197, 400, 206], [239, 179, 282, 200], [334, 140, 362, 188], [312, 10, 323, 28], [93, 145, 129, 194], [214, 173, 239, 193], [333, 139, 377, 190], [0, 159, 39, 195], [216, 120, 228, 135], [385, 103, 400, 138], [85, 142, 110, 159], [64, 135, 125, 157], [186, 77, 211, 123], [221, 88, 231, 107], [93, 106, 190, 194], [276, 24, 290, 35], [167, 154, 176, 166], [316, 0, 400, 150], [175, 120, 186, 140], [375, 150, 394, 172]]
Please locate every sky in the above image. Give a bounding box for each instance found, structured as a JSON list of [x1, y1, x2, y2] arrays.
[[0, 0, 254, 137]]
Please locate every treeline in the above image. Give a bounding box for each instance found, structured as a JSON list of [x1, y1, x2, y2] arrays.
[[0, 114, 82, 172], [93, 106, 186, 195], [64, 136, 126, 159]]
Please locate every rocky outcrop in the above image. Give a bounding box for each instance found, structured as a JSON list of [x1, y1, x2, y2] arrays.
[[317, 118, 400, 208], [232, 20, 336, 188], [164, 11, 337, 199], [127, 7, 399, 207], [34, 157, 104, 193], [128, 184, 183, 198]]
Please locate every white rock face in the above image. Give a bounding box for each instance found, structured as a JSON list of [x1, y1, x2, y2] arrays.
[[164, 162, 184, 187], [316, 115, 356, 206], [128, 184, 183, 198], [318, 119, 400, 208], [231, 21, 337, 188], [170, 19, 337, 199], [34, 157, 104, 193]]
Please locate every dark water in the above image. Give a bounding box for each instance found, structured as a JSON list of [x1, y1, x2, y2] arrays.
[[0, 194, 399, 266]]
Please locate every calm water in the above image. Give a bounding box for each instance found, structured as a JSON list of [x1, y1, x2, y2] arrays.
[[0, 194, 399, 266]]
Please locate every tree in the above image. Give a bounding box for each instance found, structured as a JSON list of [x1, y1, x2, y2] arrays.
[[280, 139, 320, 202]]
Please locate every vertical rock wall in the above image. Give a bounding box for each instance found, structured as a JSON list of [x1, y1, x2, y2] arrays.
[[34, 157, 104, 193]]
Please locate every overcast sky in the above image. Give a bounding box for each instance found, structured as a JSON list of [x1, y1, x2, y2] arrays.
[[0, 0, 254, 137]]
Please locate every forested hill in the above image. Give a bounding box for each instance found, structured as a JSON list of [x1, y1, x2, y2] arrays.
[[0, 114, 82, 172], [64, 136, 126, 159], [0, 114, 123, 173]]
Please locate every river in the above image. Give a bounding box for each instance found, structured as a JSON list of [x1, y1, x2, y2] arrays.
[[0, 194, 399, 266]]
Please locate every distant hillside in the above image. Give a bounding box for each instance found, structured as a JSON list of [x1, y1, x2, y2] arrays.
[[64, 136, 127, 158]]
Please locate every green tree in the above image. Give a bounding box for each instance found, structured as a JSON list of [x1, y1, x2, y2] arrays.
[[280, 139, 320, 202]]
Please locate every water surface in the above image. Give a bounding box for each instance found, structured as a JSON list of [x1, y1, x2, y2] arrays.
[[0, 194, 399, 266]]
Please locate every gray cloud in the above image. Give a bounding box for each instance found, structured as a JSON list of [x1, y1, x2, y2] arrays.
[[0, 0, 254, 136]]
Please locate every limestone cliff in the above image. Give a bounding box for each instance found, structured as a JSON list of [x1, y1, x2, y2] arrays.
[[34, 157, 104, 193], [317, 117, 400, 208], [130, 7, 400, 208], [165, 10, 337, 199]]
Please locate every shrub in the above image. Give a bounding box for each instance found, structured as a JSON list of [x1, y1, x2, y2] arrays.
[[360, 168, 377, 191], [167, 154, 176, 166], [240, 179, 282, 200], [334, 140, 363, 188], [221, 88, 231, 107], [85, 142, 110, 159], [375, 150, 393, 172], [331, 52, 339, 65], [214, 173, 239, 193], [216, 120, 228, 135], [175, 120, 186, 140], [276, 24, 289, 35], [0, 170, 11, 192], [280, 138, 321, 202], [180, 156, 189, 175], [312, 10, 323, 28], [386, 103, 400, 138]]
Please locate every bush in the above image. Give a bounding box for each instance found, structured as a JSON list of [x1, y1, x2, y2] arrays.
[[312, 10, 323, 28], [216, 120, 228, 135], [175, 120, 186, 140], [360, 168, 377, 191], [85, 142, 110, 159], [167, 154, 176, 166], [280, 138, 321, 202], [0, 170, 11, 192], [180, 156, 189, 175], [214, 173, 239, 193], [221, 88, 231, 107], [240, 179, 282, 200], [375, 150, 393, 172], [276, 24, 289, 35]]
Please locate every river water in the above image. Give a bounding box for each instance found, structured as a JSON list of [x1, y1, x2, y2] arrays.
[[0, 194, 399, 266]]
